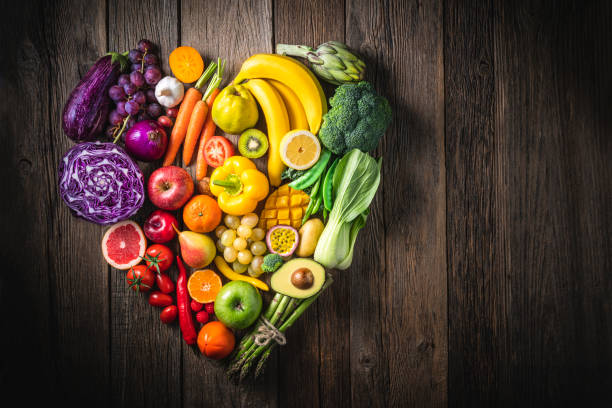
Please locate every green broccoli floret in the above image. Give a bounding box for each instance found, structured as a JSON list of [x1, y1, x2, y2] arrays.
[[261, 254, 284, 273], [318, 81, 392, 155]]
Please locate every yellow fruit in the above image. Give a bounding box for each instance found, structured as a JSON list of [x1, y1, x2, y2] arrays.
[[280, 130, 321, 170], [233, 54, 327, 134], [243, 79, 290, 187], [268, 79, 309, 130], [259, 184, 310, 230], [211, 84, 259, 134]]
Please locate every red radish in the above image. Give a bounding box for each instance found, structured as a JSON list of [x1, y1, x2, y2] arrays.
[[204, 303, 214, 315], [191, 300, 203, 312], [160, 305, 178, 324], [125, 120, 168, 162], [101, 221, 146, 270], [176, 256, 197, 345], [196, 310, 209, 324]]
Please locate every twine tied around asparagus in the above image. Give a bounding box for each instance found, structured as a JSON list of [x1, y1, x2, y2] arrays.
[[253, 317, 286, 346]]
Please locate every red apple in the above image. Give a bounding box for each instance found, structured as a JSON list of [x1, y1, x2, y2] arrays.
[[143, 210, 178, 243], [147, 166, 194, 210]]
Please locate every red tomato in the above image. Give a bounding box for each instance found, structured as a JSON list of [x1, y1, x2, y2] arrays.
[[156, 273, 175, 294], [126, 265, 155, 292], [144, 244, 173, 274], [204, 136, 234, 168], [160, 305, 178, 324], [148, 291, 174, 307]]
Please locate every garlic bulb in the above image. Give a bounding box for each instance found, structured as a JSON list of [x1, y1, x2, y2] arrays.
[[155, 76, 184, 108]]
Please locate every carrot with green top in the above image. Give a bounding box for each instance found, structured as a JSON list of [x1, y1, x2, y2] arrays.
[[162, 61, 217, 166], [183, 59, 225, 166]]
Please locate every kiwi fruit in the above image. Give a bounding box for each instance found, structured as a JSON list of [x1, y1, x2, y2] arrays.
[[238, 129, 269, 158]]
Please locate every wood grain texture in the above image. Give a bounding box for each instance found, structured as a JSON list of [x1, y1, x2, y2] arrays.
[[107, 1, 182, 407], [0, 0, 57, 403], [444, 0, 502, 405], [446, 0, 612, 406]]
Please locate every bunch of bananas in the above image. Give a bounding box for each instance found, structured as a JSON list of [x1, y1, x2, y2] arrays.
[[233, 54, 328, 187]]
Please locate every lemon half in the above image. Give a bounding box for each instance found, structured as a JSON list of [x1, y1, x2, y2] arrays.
[[279, 130, 321, 170]]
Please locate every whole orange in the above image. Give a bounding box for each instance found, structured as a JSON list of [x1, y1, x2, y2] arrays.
[[197, 321, 235, 360], [183, 194, 222, 233]]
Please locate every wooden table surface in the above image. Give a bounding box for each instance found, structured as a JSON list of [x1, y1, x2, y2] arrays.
[[2, 0, 611, 406]]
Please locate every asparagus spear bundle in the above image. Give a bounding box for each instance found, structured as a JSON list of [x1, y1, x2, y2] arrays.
[[227, 275, 333, 383]]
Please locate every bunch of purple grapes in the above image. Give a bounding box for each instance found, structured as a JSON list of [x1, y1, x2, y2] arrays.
[[105, 39, 164, 140]]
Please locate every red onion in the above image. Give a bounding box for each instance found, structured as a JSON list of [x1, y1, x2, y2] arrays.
[[125, 120, 168, 161]]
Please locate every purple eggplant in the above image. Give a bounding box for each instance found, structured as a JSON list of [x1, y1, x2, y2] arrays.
[[62, 53, 128, 142]]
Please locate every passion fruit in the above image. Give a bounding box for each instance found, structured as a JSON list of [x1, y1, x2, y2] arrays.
[[265, 224, 299, 257]]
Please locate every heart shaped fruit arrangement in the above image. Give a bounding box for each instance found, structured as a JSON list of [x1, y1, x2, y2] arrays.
[[58, 39, 391, 383]]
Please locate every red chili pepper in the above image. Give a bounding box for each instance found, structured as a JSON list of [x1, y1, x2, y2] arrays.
[[176, 256, 197, 345]]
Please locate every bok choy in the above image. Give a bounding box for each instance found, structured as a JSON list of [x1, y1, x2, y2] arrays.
[[314, 149, 382, 269]]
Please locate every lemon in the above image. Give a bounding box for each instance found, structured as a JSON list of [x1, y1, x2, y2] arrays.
[[279, 130, 321, 170]]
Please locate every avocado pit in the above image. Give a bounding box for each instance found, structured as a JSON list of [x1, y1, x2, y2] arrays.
[[291, 268, 314, 289]]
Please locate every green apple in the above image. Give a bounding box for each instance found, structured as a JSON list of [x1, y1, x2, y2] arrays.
[[214, 281, 262, 329]]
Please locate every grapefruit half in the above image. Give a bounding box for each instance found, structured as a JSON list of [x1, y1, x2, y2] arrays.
[[102, 220, 147, 270]]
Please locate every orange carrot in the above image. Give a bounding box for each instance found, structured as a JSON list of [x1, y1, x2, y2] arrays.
[[195, 88, 220, 180], [182, 100, 209, 166], [162, 62, 218, 166], [163, 87, 202, 166]]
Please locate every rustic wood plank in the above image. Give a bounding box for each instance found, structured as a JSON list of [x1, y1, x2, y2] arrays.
[[492, 0, 612, 405], [446, 0, 612, 406], [274, 0, 350, 407], [9, 0, 112, 404], [179, 1, 276, 407], [107, 1, 182, 407], [444, 0, 501, 406], [346, 0, 447, 406], [0, 0, 56, 402]]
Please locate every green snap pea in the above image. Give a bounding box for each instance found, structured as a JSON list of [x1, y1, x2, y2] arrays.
[[289, 149, 332, 191], [322, 158, 339, 211]]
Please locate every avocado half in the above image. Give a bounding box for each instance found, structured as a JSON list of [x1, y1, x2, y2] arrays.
[[270, 258, 325, 299]]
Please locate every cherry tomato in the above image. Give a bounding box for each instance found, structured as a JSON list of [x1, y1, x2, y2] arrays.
[[204, 136, 234, 168], [156, 273, 175, 294], [126, 265, 155, 292], [160, 305, 178, 324], [148, 291, 174, 308], [144, 244, 173, 274]]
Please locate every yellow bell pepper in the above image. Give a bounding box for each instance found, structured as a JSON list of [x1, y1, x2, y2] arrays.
[[209, 156, 269, 215]]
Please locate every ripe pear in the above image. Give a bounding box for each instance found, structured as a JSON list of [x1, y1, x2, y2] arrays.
[[172, 225, 216, 268]]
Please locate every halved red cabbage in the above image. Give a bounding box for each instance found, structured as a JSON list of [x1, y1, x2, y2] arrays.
[[58, 142, 145, 224]]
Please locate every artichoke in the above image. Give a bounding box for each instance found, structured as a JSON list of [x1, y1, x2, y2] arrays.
[[276, 41, 366, 85]]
